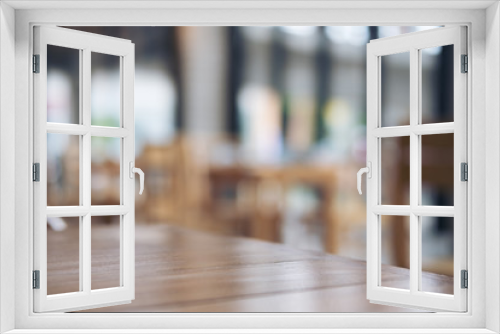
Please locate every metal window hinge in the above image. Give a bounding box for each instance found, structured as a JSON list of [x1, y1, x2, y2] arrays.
[[33, 163, 40, 182], [33, 270, 40, 289], [461, 54, 468, 73], [33, 54, 40, 73], [461, 162, 468, 181], [461, 270, 468, 289]]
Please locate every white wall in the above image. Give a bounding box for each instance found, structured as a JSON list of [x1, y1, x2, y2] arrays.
[[485, 2, 500, 333], [0, 2, 16, 333]]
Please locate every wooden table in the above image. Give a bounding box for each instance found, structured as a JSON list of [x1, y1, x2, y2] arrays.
[[208, 164, 339, 252], [46, 223, 453, 312]]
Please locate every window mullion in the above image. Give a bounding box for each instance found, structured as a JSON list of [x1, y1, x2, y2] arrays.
[[78, 48, 85, 293], [82, 48, 92, 294], [409, 47, 420, 294]]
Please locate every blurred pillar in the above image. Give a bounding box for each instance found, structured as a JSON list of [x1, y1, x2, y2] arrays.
[[368, 26, 379, 40], [178, 27, 228, 138], [314, 26, 331, 141], [436, 45, 454, 233], [226, 27, 244, 137], [282, 29, 316, 152], [270, 28, 288, 141], [437, 45, 454, 124], [170, 27, 184, 131], [359, 26, 380, 126]]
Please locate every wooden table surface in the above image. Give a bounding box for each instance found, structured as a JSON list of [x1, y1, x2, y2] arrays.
[[46, 222, 453, 312]]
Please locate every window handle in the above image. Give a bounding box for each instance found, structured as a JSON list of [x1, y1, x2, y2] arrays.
[[357, 162, 372, 195], [129, 162, 144, 195]]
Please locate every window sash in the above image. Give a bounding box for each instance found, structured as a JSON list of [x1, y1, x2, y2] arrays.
[[366, 26, 468, 312], [32, 25, 136, 313]]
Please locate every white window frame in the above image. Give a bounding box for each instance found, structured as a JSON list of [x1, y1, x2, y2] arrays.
[[0, 1, 499, 333]]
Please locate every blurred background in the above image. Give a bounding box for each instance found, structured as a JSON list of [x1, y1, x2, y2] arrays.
[[46, 26, 455, 291]]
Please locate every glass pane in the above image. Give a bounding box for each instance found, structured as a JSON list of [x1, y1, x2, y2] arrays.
[[91, 216, 121, 290], [421, 45, 454, 124], [380, 215, 410, 290], [47, 133, 80, 206], [91, 137, 121, 206], [47, 45, 80, 124], [381, 52, 410, 127], [381, 136, 410, 205], [421, 134, 454, 206], [47, 216, 80, 295], [421, 216, 454, 294], [91, 52, 121, 127]]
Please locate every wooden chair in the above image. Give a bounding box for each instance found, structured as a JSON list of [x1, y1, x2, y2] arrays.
[[135, 139, 188, 224]]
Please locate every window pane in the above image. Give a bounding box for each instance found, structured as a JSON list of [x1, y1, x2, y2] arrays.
[[47, 45, 80, 124], [91, 137, 121, 206], [421, 45, 454, 124], [381, 52, 410, 127], [380, 215, 410, 290], [91, 216, 121, 290], [381, 136, 410, 205], [91, 52, 121, 127], [47, 216, 80, 295], [421, 216, 454, 294], [47, 133, 80, 206], [421, 133, 454, 206]]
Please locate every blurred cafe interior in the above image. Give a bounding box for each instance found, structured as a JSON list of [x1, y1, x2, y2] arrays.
[[46, 26, 455, 312]]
